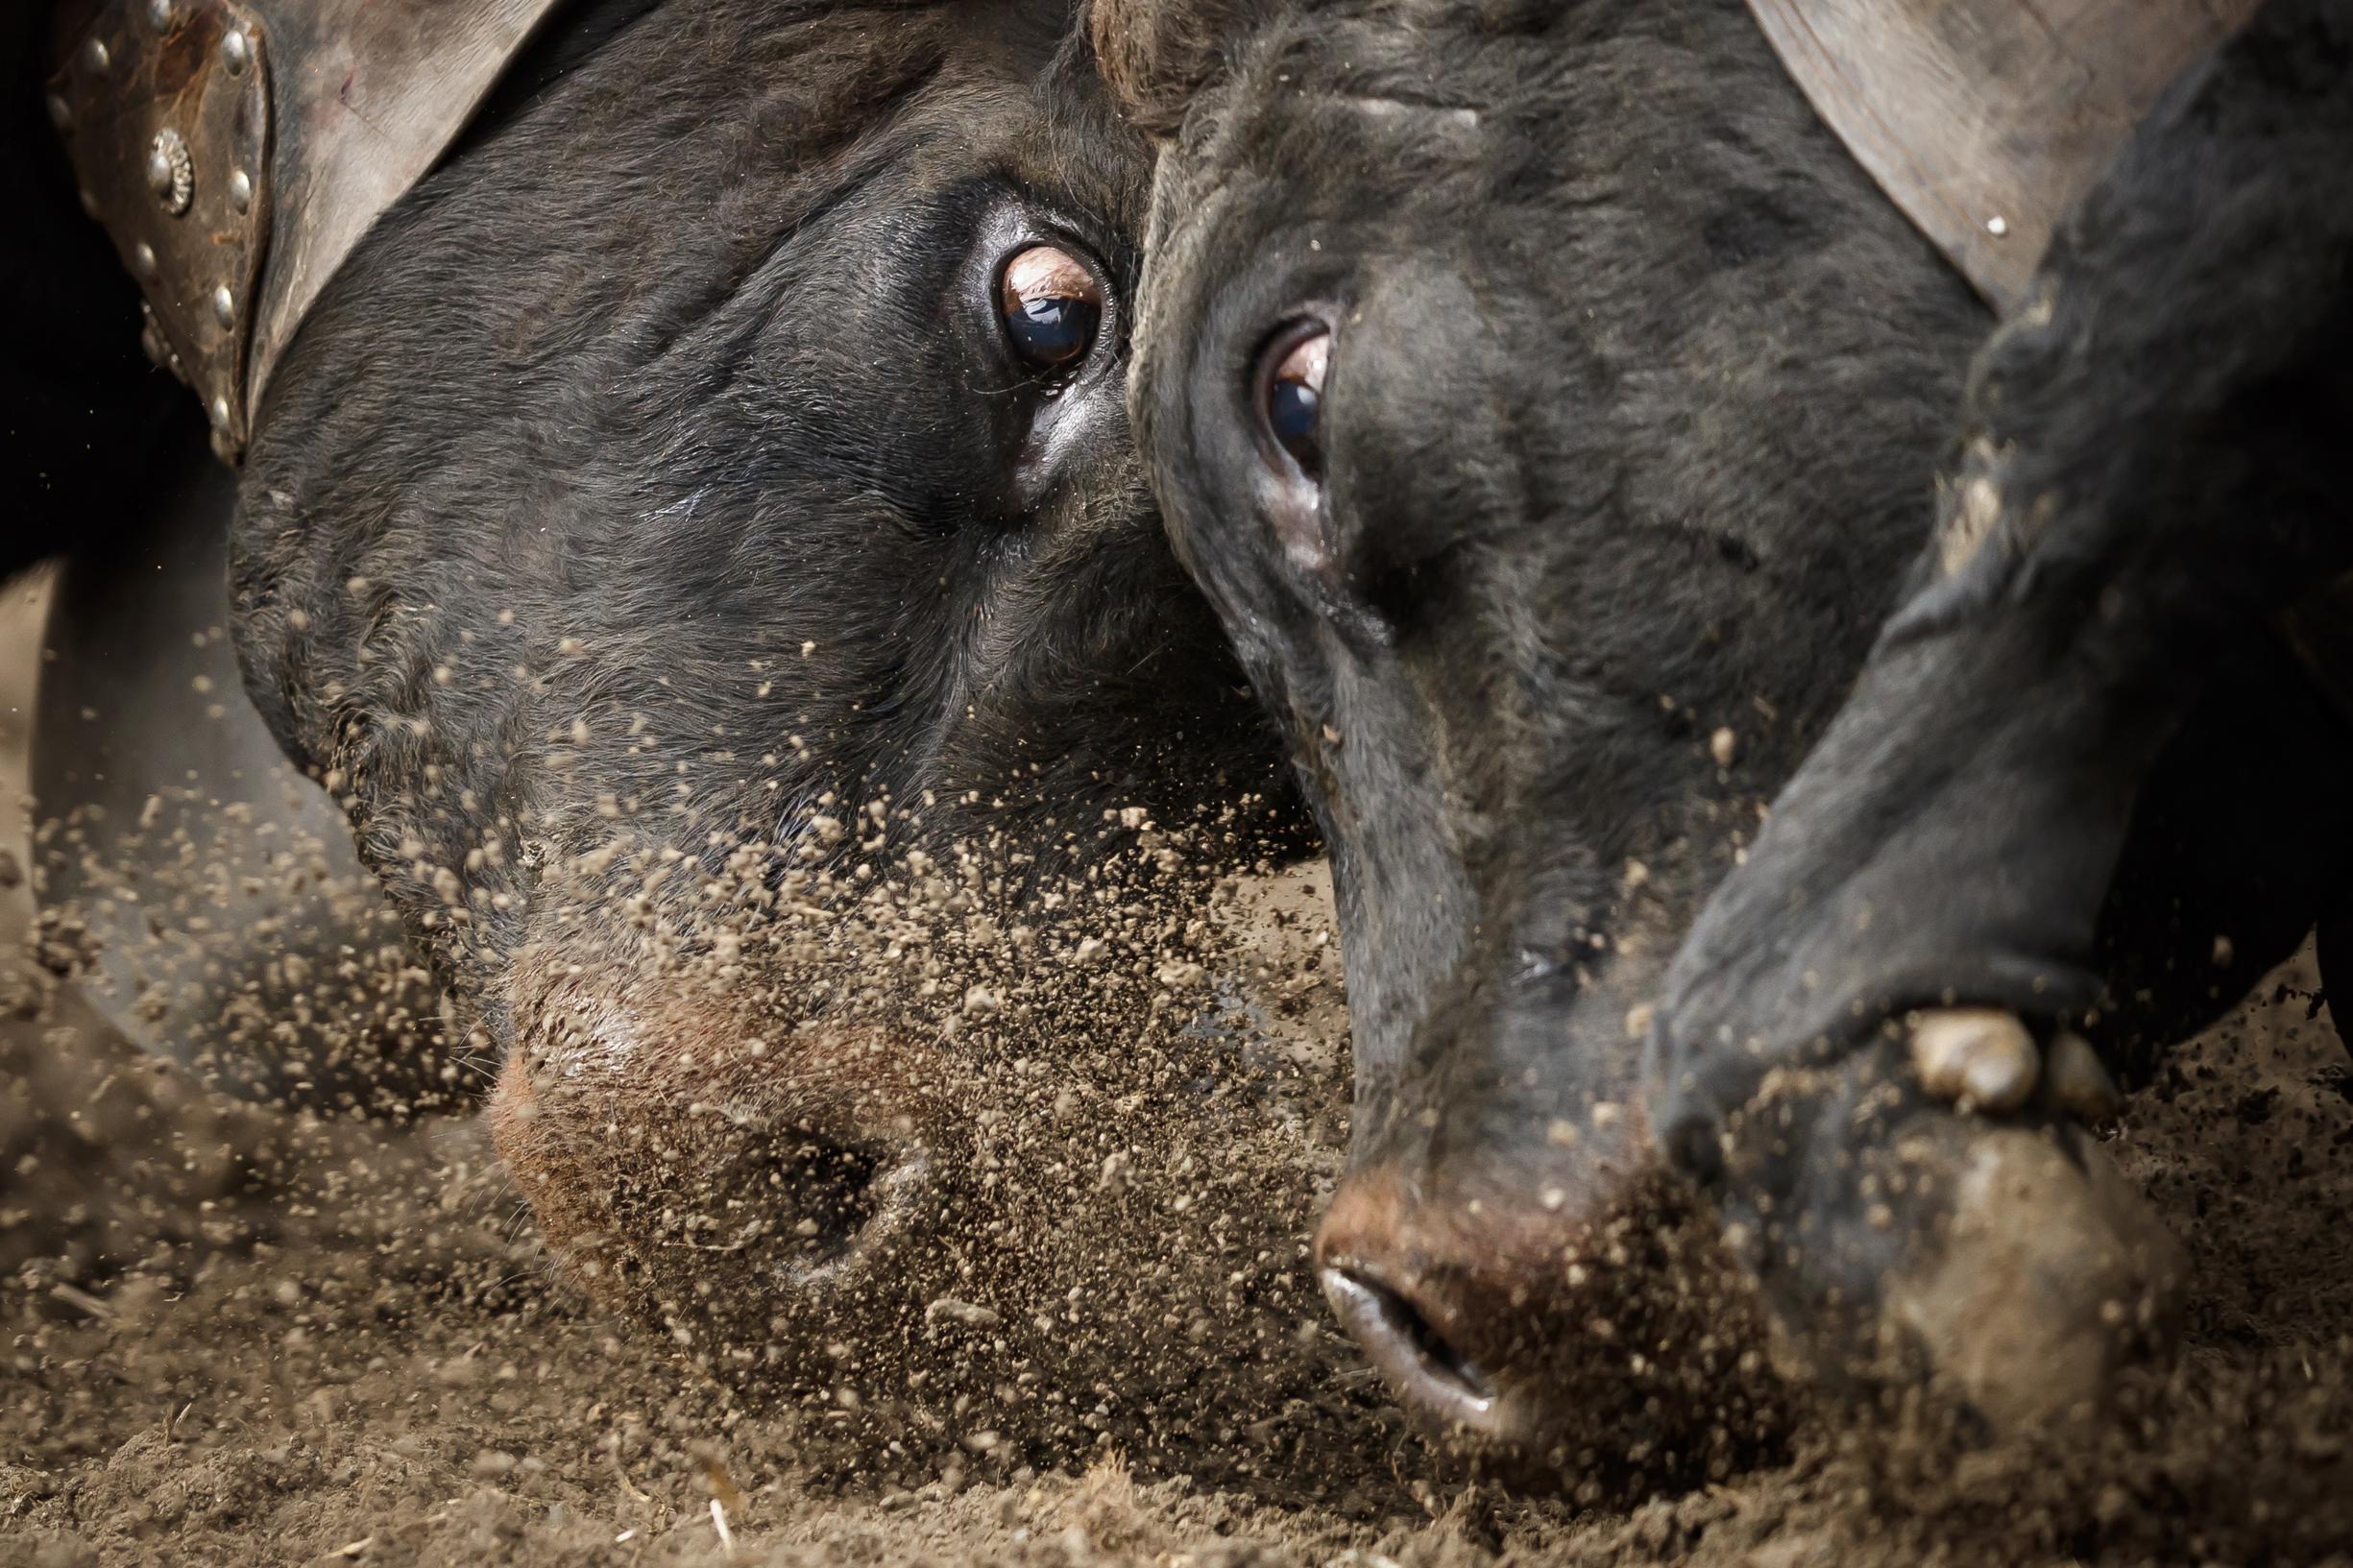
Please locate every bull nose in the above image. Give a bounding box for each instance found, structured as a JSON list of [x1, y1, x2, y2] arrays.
[[487, 1023, 949, 1320], [1311, 1145, 1775, 1472], [1320, 1260, 1514, 1437], [771, 1127, 933, 1289], [1314, 1166, 1561, 1443]]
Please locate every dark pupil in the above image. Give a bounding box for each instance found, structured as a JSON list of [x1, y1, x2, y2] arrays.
[[1007, 294, 1099, 368], [1270, 376, 1322, 470]]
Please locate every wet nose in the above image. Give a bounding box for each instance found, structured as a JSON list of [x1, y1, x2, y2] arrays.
[[1313, 1147, 1769, 1460], [1321, 1253, 1509, 1435], [757, 1120, 935, 1289], [1314, 1164, 1575, 1444]]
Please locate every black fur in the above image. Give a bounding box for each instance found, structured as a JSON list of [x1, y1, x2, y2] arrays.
[[1117, 0, 2353, 1435], [230, 0, 1287, 1018], [1654, 0, 2353, 1344], [218, 0, 1309, 1363], [1118, 0, 1986, 1448], [1132, 0, 1980, 1166]]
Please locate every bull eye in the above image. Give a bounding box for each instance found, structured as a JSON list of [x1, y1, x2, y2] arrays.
[[1257, 323, 1329, 479], [998, 244, 1103, 371]]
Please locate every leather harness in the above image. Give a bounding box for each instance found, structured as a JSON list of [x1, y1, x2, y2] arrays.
[[45, 0, 563, 461], [45, 0, 2265, 465]]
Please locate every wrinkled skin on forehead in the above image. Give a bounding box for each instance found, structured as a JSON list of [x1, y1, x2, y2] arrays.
[[1104, 0, 2353, 1472], [227, 0, 1336, 1448]]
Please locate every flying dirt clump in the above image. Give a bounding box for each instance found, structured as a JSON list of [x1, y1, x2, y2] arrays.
[[19, 752, 1432, 1497]]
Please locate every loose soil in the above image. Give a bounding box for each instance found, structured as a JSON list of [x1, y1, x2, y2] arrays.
[[5, 575, 2353, 1568]]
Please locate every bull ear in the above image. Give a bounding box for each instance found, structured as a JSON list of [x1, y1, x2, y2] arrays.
[[1087, 0, 1263, 135]]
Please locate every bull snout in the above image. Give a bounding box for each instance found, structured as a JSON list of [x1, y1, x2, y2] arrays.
[[490, 1025, 947, 1314], [723, 1111, 937, 1293], [482, 951, 981, 1380], [1315, 1165, 1555, 1443], [1313, 1127, 1779, 1475]]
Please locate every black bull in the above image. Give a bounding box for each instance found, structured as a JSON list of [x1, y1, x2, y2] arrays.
[[1104, 0, 2353, 1456], [18, 0, 1347, 1443]]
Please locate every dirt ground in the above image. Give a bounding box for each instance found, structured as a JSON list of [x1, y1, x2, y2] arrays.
[[6, 568, 2353, 1568]]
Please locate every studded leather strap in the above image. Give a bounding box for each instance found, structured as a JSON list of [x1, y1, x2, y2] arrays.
[[47, 0, 564, 461]]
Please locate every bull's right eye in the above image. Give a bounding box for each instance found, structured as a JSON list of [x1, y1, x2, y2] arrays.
[[999, 245, 1104, 371], [1257, 323, 1329, 479]]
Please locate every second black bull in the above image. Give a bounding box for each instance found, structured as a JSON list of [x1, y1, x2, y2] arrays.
[[1101, 0, 2353, 1459], [195, 0, 1339, 1439]]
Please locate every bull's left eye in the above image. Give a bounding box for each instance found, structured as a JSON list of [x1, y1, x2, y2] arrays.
[[999, 245, 1103, 371]]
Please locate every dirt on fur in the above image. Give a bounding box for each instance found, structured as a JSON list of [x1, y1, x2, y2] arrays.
[[6, 575, 2353, 1568]]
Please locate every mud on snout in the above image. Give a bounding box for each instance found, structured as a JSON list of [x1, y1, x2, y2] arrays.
[[490, 953, 956, 1366], [1306, 972, 1790, 1498], [1681, 1037, 2187, 1434], [481, 857, 1384, 1478]]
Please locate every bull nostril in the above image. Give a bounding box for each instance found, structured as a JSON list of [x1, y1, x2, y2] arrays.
[[1321, 1263, 1510, 1435], [767, 1131, 931, 1288], [781, 1138, 885, 1244]]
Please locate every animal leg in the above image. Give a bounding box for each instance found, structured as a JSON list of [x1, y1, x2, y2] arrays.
[[1653, 0, 2353, 1423]]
